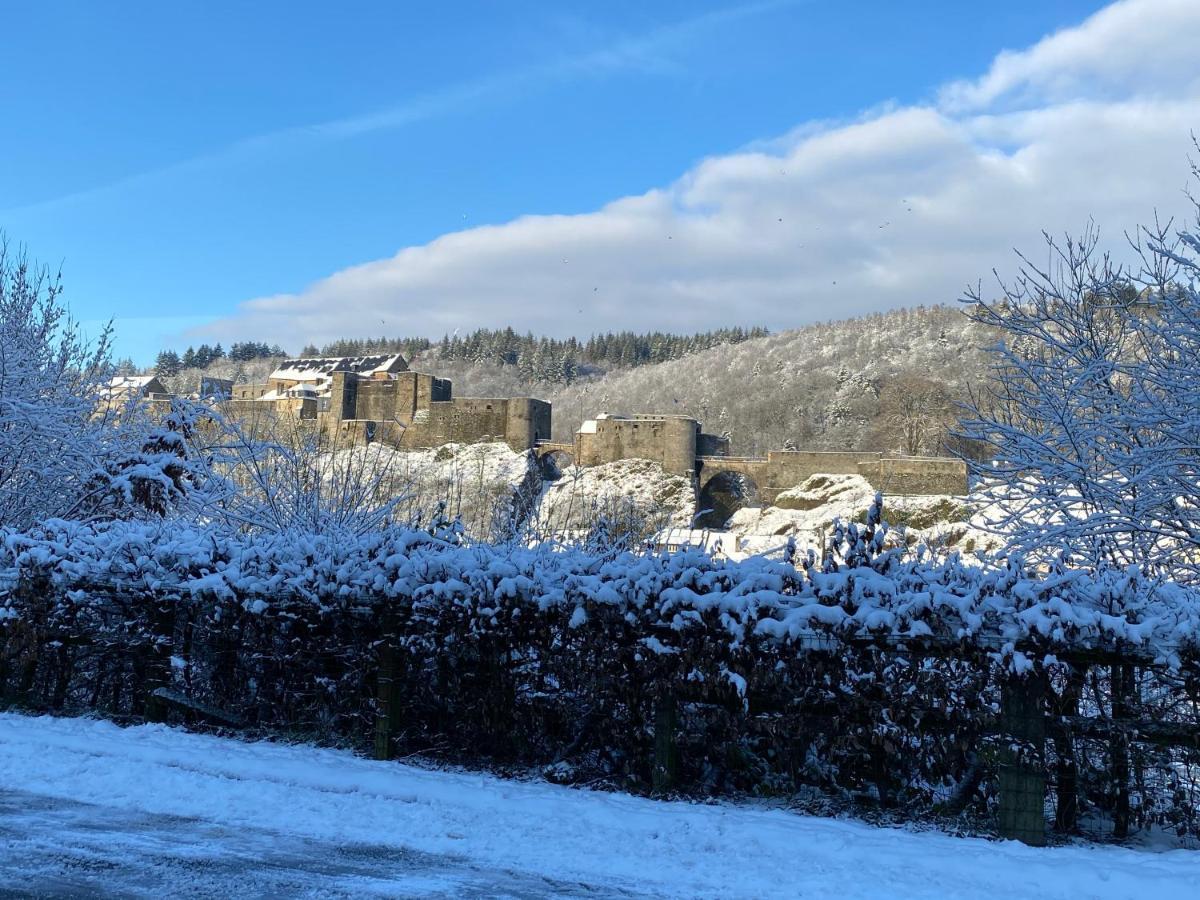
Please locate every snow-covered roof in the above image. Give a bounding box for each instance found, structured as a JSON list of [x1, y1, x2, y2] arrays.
[[102, 375, 167, 399], [269, 354, 407, 384], [107, 375, 157, 390], [252, 383, 328, 402]]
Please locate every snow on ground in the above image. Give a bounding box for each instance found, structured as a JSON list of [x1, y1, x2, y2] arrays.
[[335, 441, 536, 538], [535, 458, 696, 537], [1, 714, 1196, 899], [723, 473, 999, 559]]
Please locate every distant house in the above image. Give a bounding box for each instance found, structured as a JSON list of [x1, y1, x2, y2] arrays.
[[649, 527, 726, 558], [198, 376, 234, 401], [102, 375, 170, 404]]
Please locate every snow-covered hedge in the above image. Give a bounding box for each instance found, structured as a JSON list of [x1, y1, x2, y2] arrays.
[[3, 514, 1198, 665]]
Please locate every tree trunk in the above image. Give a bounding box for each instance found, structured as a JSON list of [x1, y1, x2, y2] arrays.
[[374, 632, 397, 761], [142, 596, 177, 723], [1110, 664, 1134, 839]]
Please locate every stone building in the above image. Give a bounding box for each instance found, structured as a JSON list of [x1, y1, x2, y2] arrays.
[[101, 375, 171, 408], [573, 414, 729, 477], [229, 354, 551, 454], [231, 353, 410, 403], [557, 412, 969, 498]]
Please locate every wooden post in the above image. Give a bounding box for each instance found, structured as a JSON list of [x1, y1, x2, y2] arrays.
[[374, 633, 397, 761], [1110, 664, 1134, 839], [652, 689, 678, 793], [1052, 668, 1085, 834], [998, 674, 1046, 846], [142, 596, 177, 723]]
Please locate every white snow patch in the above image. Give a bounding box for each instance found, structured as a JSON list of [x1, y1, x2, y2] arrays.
[[723, 473, 995, 559], [536, 458, 696, 536], [0, 713, 1195, 899]]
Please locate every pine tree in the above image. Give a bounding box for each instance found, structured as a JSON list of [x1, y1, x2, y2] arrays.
[[154, 350, 182, 376]]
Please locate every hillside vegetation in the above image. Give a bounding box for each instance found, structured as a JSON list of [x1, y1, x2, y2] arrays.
[[437, 305, 998, 456], [147, 305, 997, 457]]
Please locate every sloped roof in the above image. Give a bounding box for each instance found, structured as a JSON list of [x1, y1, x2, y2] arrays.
[[268, 353, 408, 383], [103, 375, 168, 399], [108, 375, 158, 389]]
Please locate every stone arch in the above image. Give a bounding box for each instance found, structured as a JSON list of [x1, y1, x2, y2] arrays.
[[538, 448, 575, 479], [696, 470, 760, 528]]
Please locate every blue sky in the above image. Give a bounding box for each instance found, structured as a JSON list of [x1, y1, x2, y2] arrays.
[[0, 0, 1172, 362]]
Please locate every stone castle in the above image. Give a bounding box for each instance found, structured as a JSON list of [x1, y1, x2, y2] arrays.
[[229, 353, 551, 453], [179, 352, 968, 500]]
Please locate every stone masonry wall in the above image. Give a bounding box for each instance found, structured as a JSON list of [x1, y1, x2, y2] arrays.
[[576, 417, 697, 477]]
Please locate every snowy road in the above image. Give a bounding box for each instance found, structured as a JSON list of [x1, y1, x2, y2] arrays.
[[0, 789, 616, 898], [1, 714, 1197, 899]]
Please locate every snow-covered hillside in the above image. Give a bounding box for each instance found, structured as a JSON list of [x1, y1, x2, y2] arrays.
[[334, 441, 537, 539], [539, 305, 996, 454], [1, 714, 1193, 899], [369, 305, 997, 458], [535, 457, 697, 538]]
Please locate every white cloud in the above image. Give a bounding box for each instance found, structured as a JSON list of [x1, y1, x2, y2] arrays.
[[195, 0, 1200, 349], [938, 0, 1200, 112]]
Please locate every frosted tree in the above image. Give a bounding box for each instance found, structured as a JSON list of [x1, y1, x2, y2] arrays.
[[0, 236, 201, 528], [182, 407, 420, 536], [958, 218, 1200, 583], [871, 374, 955, 456]]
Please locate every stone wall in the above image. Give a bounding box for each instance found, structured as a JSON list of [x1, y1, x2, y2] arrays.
[[226, 396, 316, 422], [398, 398, 511, 449], [576, 416, 698, 477], [876, 457, 969, 496], [505, 398, 552, 451], [698, 450, 969, 502], [765, 450, 880, 482], [342, 393, 551, 454]]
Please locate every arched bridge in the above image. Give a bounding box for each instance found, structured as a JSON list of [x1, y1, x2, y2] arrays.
[[533, 440, 575, 461]]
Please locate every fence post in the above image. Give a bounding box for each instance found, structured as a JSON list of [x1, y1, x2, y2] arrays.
[[142, 594, 177, 723], [652, 688, 678, 793], [998, 673, 1046, 845], [1110, 663, 1134, 839], [374, 629, 397, 761]]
